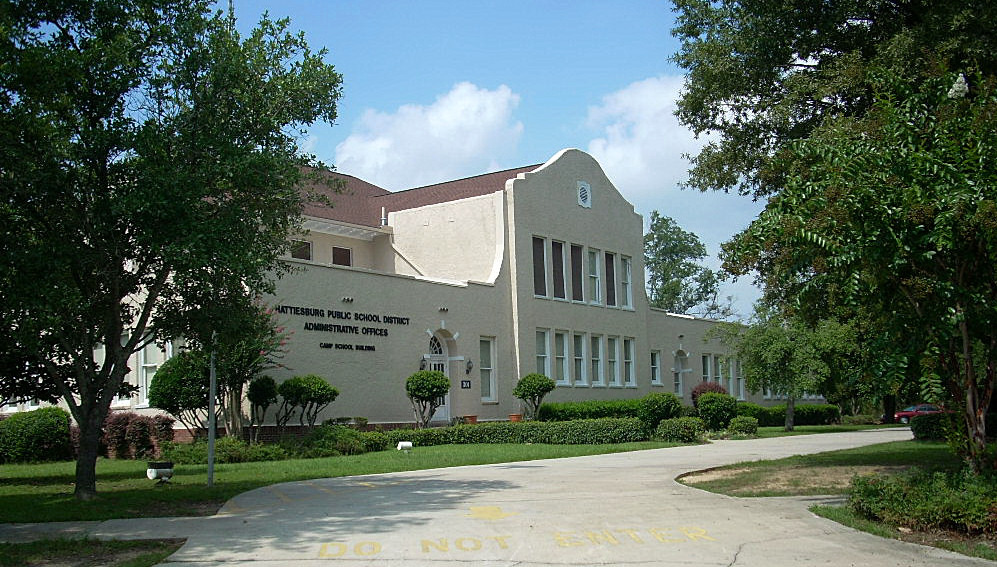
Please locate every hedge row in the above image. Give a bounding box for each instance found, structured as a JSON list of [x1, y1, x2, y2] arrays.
[[537, 392, 682, 432], [736, 402, 840, 426], [0, 407, 73, 464], [381, 418, 649, 447]]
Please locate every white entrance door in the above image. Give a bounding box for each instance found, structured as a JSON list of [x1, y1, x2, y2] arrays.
[[427, 336, 450, 423]]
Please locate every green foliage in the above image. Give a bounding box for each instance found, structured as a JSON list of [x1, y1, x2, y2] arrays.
[[248, 375, 279, 442], [690, 381, 728, 408], [276, 375, 339, 429], [538, 399, 642, 421], [148, 351, 209, 438], [382, 418, 648, 447], [727, 416, 759, 437], [644, 211, 721, 314], [637, 392, 683, 432], [161, 437, 289, 465], [654, 417, 706, 443], [794, 404, 841, 426], [696, 392, 738, 431], [0, 407, 72, 464], [124, 416, 157, 459], [512, 373, 556, 420], [405, 370, 450, 428], [910, 413, 952, 442], [850, 469, 997, 534], [0, 0, 343, 498], [736, 402, 767, 421]]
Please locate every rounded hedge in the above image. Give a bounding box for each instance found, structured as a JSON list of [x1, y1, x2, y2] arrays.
[[697, 392, 738, 431], [0, 407, 72, 463], [654, 417, 705, 443], [637, 392, 682, 431], [728, 415, 759, 436]]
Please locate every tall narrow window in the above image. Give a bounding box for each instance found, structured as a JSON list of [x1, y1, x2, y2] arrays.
[[674, 351, 688, 395], [332, 246, 352, 266], [714, 357, 723, 384], [554, 332, 568, 385], [607, 337, 620, 386], [620, 256, 632, 308], [536, 329, 550, 375], [290, 239, 312, 260], [551, 241, 566, 299], [590, 335, 603, 385], [139, 341, 171, 405], [480, 338, 496, 402], [726, 357, 736, 394], [605, 252, 617, 306], [573, 333, 587, 386], [623, 338, 635, 386], [570, 244, 584, 301], [736, 359, 745, 400], [532, 237, 547, 296], [587, 249, 602, 304], [702, 354, 711, 382], [650, 350, 662, 385]]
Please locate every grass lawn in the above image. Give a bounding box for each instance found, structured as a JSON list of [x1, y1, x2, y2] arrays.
[[0, 441, 672, 524], [0, 538, 183, 567], [681, 439, 997, 561]]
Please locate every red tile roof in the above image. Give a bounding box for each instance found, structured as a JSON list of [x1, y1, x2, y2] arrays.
[[302, 164, 541, 228]]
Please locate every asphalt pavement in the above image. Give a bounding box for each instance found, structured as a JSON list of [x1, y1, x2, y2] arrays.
[[2, 427, 992, 566]]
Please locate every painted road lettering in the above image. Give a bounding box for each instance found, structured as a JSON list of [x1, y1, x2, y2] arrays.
[[316, 526, 715, 558]]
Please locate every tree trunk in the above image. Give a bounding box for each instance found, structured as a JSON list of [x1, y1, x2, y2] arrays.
[[224, 386, 245, 439], [784, 395, 796, 431], [74, 405, 109, 500]]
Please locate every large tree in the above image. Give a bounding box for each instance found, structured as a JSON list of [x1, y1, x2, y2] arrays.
[[671, 0, 997, 198], [643, 210, 721, 315], [0, 0, 342, 498]]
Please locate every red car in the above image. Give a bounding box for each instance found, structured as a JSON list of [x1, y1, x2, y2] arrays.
[[894, 403, 944, 424]]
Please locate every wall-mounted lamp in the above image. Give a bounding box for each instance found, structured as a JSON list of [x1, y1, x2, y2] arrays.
[[342, 296, 354, 303], [439, 306, 449, 312], [678, 334, 684, 340], [419, 358, 427, 371], [465, 359, 474, 374]]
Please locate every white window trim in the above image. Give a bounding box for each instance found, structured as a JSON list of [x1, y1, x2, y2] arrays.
[[623, 338, 635, 387], [572, 333, 588, 386], [620, 256, 633, 310], [536, 329, 551, 377], [650, 350, 662, 386], [587, 248, 602, 305], [532, 236, 549, 298], [590, 334, 605, 386], [480, 337, 497, 403], [554, 331, 570, 386], [551, 240, 568, 301], [607, 336, 621, 387]]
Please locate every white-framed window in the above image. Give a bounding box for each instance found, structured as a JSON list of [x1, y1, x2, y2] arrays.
[[726, 357, 736, 395], [623, 338, 635, 387], [554, 331, 569, 385], [332, 246, 352, 266], [536, 329, 550, 376], [674, 351, 688, 396], [607, 336, 620, 386], [604, 252, 617, 307], [551, 240, 567, 300], [570, 244, 584, 302], [650, 350, 662, 386], [480, 337, 496, 402], [702, 354, 711, 382], [714, 356, 723, 384], [573, 333, 587, 386], [587, 249, 602, 305], [290, 239, 312, 260], [590, 334, 604, 386], [138, 340, 172, 405], [532, 236, 548, 297], [736, 359, 745, 400], [620, 256, 633, 309]]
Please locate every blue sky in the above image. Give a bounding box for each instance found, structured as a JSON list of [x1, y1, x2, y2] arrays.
[[232, 0, 765, 316]]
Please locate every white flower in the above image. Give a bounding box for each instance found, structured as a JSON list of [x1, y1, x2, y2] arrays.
[[948, 74, 968, 99]]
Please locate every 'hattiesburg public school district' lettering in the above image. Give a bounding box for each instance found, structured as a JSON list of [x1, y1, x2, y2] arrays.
[[275, 304, 411, 353]]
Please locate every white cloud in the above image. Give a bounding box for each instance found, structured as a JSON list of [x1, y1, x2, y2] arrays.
[[334, 82, 523, 191], [586, 75, 766, 317]]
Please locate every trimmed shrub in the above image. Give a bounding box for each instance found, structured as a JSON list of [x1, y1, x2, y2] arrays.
[[161, 437, 289, 464], [679, 404, 699, 418], [294, 425, 367, 457], [405, 370, 450, 428], [0, 407, 73, 463], [728, 416, 758, 436], [513, 373, 556, 420], [125, 416, 156, 459], [850, 469, 997, 534], [637, 392, 682, 432], [654, 417, 706, 443], [152, 415, 175, 444], [910, 413, 950, 441], [697, 392, 738, 431], [841, 414, 879, 425], [103, 411, 136, 459], [537, 399, 642, 421], [736, 402, 767, 422], [383, 418, 648, 447], [794, 404, 841, 425], [690, 381, 728, 408]]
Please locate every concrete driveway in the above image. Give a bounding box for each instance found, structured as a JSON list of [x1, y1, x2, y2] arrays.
[[3, 428, 991, 566]]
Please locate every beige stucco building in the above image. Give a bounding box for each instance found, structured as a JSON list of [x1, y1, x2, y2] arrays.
[[5, 148, 778, 425]]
